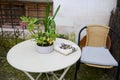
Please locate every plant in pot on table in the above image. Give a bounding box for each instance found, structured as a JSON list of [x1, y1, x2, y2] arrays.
[[20, 4, 60, 54]]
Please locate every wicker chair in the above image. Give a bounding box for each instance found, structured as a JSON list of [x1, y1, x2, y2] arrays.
[[74, 25, 120, 80]]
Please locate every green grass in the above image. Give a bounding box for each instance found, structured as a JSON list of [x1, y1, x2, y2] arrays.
[[0, 58, 114, 80], [0, 35, 115, 80]]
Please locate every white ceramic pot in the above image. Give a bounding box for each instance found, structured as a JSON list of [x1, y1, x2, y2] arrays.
[[37, 44, 54, 54]]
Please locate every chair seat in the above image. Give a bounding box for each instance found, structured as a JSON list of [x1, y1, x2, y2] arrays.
[[81, 46, 118, 66]]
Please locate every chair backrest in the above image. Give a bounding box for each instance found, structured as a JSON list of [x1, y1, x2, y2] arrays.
[[86, 25, 109, 47], [80, 35, 111, 49]]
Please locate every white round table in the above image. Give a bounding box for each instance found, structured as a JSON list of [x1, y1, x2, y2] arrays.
[[7, 38, 81, 80]]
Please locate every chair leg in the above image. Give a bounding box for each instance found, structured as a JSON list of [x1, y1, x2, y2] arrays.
[[116, 65, 120, 80], [74, 60, 80, 80]]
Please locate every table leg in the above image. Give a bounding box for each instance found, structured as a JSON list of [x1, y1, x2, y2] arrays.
[[23, 71, 35, 80], [51, 72, 59, 80], [50, 66, 70, 80], [24, 71, 43, 80], [36, 73, 42, 80], [59, 66, 70, 80], [23, 66, 70, 80], [46, 73, 51, 80]]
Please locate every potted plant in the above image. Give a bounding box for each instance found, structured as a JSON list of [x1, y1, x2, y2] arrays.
[[20, 4, 60, 54]]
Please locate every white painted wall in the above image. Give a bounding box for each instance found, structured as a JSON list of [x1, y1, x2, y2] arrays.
[[53, 0, 117, 41]]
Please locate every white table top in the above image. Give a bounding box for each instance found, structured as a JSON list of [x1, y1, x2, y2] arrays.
[[7, 38, 81, 73]]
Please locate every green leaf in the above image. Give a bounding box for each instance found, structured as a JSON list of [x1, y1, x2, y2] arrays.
[[51, 20, 56, 30], [52, 5, 60, 19], [28, 23, 34, 32], [45, 3, 50, 21], [20, 16, 29, 23], [44, 3, 50, 31]]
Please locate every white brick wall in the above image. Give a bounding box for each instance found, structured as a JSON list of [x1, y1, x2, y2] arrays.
[[53, 0, 117, 41]]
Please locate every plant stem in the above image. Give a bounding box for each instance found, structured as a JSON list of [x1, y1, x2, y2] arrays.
[[37, 24, 40, 39]]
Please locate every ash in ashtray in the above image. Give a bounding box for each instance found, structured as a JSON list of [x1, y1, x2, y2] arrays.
[[60, 43, 72, 49], [60, 43, 76, 51]]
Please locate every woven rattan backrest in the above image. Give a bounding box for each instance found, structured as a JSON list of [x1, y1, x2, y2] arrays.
[[86, 25, 109, 47]]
